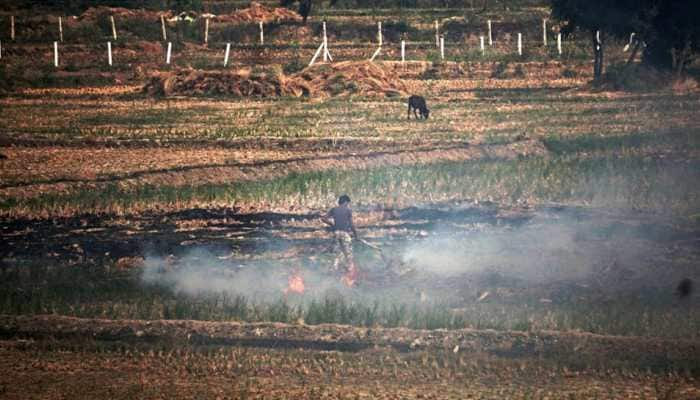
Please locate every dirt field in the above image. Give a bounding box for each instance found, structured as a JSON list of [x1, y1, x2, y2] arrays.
[[1, 315, 699, 399], [1, 2, 700, 398]]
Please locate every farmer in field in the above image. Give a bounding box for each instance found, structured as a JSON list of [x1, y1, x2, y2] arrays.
[[322, 194, 359, 287]]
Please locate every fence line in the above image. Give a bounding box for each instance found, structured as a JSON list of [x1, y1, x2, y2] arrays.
[[0, 15, 577, 68]]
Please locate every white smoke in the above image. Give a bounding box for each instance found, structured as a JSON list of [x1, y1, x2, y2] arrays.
[[400, 213, 653, 286], [140, 247, 352, 302]]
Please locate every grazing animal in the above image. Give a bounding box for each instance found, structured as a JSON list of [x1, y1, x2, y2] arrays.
[[407, 95, 430, 120]]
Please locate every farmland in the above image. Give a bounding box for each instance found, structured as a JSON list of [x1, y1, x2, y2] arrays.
[[1, 0, 700, 398]]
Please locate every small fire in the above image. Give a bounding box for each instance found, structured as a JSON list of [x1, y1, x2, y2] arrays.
[[285, 269, 305, 294], [341, 263, 358, 288]]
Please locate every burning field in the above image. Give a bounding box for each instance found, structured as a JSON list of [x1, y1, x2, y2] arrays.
[[1, 1, 700, 398]]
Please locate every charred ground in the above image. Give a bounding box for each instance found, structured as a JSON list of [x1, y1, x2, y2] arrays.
[[1, 2, 700, 398]]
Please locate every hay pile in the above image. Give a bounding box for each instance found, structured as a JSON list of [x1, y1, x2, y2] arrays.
[[79, 3, 299, 24], [79, 7, 166, 22], [296, 61, 407, 97], [213, 2, 301, 23], [144, 62, 407, 98], [143, 69, 309, 98]]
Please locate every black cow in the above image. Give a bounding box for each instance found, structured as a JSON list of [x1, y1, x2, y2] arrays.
[[407, 95, 430, 120]]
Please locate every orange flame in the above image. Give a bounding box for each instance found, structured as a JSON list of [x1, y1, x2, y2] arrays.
[[285, 270, 305, 294], [341, 263, 358, 288]]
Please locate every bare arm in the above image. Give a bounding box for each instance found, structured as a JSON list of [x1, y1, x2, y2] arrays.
[[321, 211, 333, 227]]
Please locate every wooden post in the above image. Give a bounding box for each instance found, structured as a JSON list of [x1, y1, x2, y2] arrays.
[[110, 15, 117, 41], [487, 20, 492, 46], [596, 30, 600, 51], [378, 21, 382, 46], [401, 39, 405, 63], [224, 43, 231, 66], [10, 16, 15, 41], [517, 33, 522, 56], [440, 35, 444, 59], [557, 32, 562, 55], [542, 18, 547, 46], [323, 21, 327, 62], [58, 16, 63, 43], [480, 35, 484, 55], [204, 18, 209, 45], [107, 41, 112, 66], [161, 15, 167, 41], [322, 21, 331, 62], [435, 20, 439, 47], [309, 41, 323, 66], [258, 21, 263, 45], [53, 41, 58, 67], [370, 46, 381, 61], [623, 32, 635, 52], [166, 41, 172, 64]]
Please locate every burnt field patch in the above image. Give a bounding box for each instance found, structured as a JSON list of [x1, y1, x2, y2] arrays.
[[1, 203, 698, 339]]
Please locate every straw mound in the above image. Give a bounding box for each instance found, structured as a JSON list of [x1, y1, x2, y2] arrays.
[[213, 2, 302, 23], [144, 62, 407, 98], [79, 3, 298, 24], [143, 69, 309, 98], [296, 61, 407, 97], [79, 6, 166, 22]]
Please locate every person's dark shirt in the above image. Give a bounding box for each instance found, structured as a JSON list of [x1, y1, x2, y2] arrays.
[[328, 206, 353, 232]]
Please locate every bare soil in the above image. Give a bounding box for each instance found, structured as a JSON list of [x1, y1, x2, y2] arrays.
[[0, 315, 698, 399]]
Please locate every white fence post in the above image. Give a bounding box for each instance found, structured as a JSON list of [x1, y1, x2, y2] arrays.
[[204, 18, 209, 45], [480, 35, 484, 55], [322, 21, 332, 62], [53, 41, 58, 67], [440, 35, 444, 59], [309, 42, 323, 66], [378, 21, 382, 46], [323, 21, 328, 62], [10, 16, 15, 41], [107, 41, 112, 66], [58, 16, 63, 43], [542, 18, 547, 46], [310, 22, 332, 66], [161, 15, 167, 41], [435, 20, 439, 47], [110, 15, 117, 41], [517, 33, 522, 56], [224, 42, 231, 66], [259, 21, 263, 45], [557, 32, 562, 55], [596, 30, 601, 51], [370, 46, 381, 61], [487, 20, 492, 46], [166, 41, 172, 64], [623, 33, 636, 52], [401, 39, 405, 63]]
